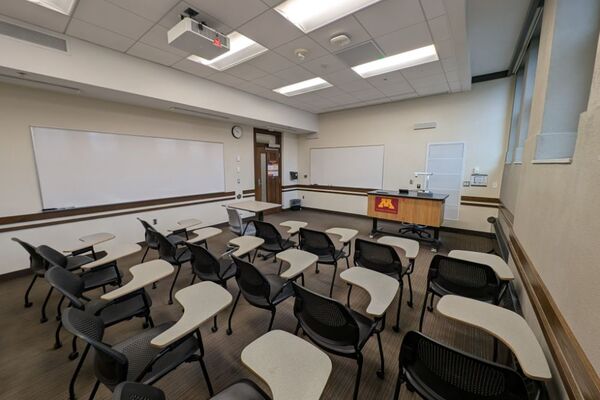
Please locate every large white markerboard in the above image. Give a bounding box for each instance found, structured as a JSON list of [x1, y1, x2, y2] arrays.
[[31, 127, 225, 209], [310, 145, 384, 188]]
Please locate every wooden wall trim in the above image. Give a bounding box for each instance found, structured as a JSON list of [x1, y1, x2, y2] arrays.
[[461, 196, 501, 203], [497, 207, 600, 399], [0, 191, 235, 226], [0, 194, 236, 233]]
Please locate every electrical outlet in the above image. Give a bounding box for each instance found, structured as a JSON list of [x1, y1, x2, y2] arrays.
[[463, 181, 470, 187], [236, 178, 240, 184], [152, 219, 157, 225], [409, 179, 413, 185]]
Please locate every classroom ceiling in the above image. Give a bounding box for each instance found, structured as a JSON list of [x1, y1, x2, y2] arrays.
[[0, 0, 478, 114]]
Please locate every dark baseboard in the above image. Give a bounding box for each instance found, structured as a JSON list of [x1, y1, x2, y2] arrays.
[[0, 268, 30, 282]]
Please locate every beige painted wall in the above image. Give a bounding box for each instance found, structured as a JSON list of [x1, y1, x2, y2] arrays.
[[0, 82, 299, 274], [500, 1, 600, 374], [296, 78, 514, 232]]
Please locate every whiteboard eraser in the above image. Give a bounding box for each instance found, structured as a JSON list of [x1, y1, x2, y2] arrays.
[[413, 122, 437, 130]]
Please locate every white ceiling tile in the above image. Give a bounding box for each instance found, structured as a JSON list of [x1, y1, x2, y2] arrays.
[[238, 81, 272, 96], [420, 0, 446, 19], [172, 58, 217, 77], [389, 92, 418, 102], [409, 73, 447, 88], [274, 65, 314, 83], [139, 25, 190, 57], [127, 42, 183, 66], [158, 1, 232, 34], [105, 0, 179, 22], [374, 22, 433, 56], [444, 69, 460, 82], [367, 70, 411, 88], [448, 80, 462, 92], [355, 0, 425, 37], [300, 54, 348, 76], [273, 36, 329, 64], [434, 39, 455, 59], [441, 57, 458, 72], [308, 16, 371, 52], [428, 15, 451, 42], [186, 0, 268, 29], [237, 10, 303, 49], [67, 18, 135, 52], [253, 74, 288, 89], [261, 0, 283, 7], [401, 61, 444, 79], [0, 1, 70, 32], [322, 68, 363, 86], [415, 82, 449, 96], [247, 51, 296, 73], [74, 0, 154, 40], [225, 63, 269, 81], [378, 82, 414, 97], [352, 87, 386, 101], [339, 78, 375, 93], [206, 72, 247, 87]]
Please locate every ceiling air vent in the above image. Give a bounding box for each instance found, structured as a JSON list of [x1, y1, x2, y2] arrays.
[[0, 20, 67, 52], [335, 41, 383, 67]]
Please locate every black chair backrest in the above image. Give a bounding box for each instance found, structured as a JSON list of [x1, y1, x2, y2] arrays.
[[45, 266, 86, 309], [299, 228, 336, 257], [292, 282, 360, 348], [61, 308, 129, 389], [400, 330, 529, 399], [354, 238, 403, 275], [253, 220, 283, 245], [138, 219, 159, 249], [155, 231, 177, 261], [113, 382, 165, 400], [12, 237, 46, 273], [37, 244, 69, 268], [187, 242, 220, 278], [429, 255, 501, 299], [232, 256, 271, 304]]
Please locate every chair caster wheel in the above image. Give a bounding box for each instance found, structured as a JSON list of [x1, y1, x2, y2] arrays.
[[24, 302, 33, 308], [226, 328, 232, 336], [168, 300, 173, 305], [392, 326, 400, 333], [40, 317, 48, 323], [69, 352, 79, 360], [142, 322, 149, 329], [407, 301, 413, 308], [376, 370, 385, 379], [211, 326, 218, 333], [315, 270, 320, 274], [54, 343, 62, 350], [427, 306, 433, 312]]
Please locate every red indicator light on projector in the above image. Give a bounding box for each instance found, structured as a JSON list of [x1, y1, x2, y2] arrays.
[[213, 38, 222, 48]]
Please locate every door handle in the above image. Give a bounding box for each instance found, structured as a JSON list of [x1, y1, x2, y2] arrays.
[[258, 178, 261, 186]]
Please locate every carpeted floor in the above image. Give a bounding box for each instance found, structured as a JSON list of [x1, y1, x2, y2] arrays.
[[0, 208, 501, 400]]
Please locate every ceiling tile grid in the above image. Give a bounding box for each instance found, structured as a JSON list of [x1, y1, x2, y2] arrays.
[[0, 0, 473, 113]]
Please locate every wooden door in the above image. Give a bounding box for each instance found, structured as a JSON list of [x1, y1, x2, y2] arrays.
[[254, 145, 281, 204]]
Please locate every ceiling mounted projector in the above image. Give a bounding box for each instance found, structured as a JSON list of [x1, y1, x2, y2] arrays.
[[168, 16, 230, 60]]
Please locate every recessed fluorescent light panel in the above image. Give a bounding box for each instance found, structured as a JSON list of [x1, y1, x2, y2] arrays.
[[26, 0, 77, 15], [275, 0, 382, 33], [188, 31, 267, 71], [352, 45, 439, 78], [274, 77, 332, 96]]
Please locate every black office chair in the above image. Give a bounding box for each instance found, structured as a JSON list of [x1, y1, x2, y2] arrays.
[[155, 231, 192, 304], [11, 238, 53, 314], [138, 218, 185, 263], [187, 242, 237, 332], [46, 266, 153, 400], [226, 256, 293, 335], [353, 238, 410, 332], [113, 379, 270, 400], [298, 227, 349, 297], [36, 244, 119, 323], [61, 307, 215, 399], [292, 283, 384, 400], [252, 220, 294, 265], [419, 255, 502, 331], [394, 331, 530, 400]]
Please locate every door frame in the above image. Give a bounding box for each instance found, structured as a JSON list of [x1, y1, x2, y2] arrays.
[[253, 128, 282, 204]]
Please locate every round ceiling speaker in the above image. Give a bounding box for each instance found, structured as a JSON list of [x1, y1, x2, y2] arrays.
[[330, 34, 351, 48]]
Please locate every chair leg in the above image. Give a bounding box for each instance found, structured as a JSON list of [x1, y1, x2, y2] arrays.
[[493, 337, 499, 362], [406, 273, 414, 307], [88, 380, 100, 400], [69, 343, 91, 400], [168, 264, 182, 305], [376, 332, 385, 378], [24, 275, 37, 308], [315, 262, 320, 274], [211, 315, 218, 333], [393, 372, 403, 400], [294, 321, 301, 335], [277, 260, 283, 275], [54, 320, 63, 349], [141, 246, 149, 262], [393, 279, 403, 333], [346, 284, 353, 307], [329, 264, 337, 297], [353, 354, 364, 400], [427, 292, 435, 312], [56, 295, 65, 321], [419, 291, 429, 332], [190, 274, 196, 285], [300, 273, 305, 286], [143, 313, 154, 329], [69, 335, 79, 360], [251, 250, 257, 263], [40, 286, 53, 323], [267, 309, 276, 332], [345, 256, 350, 269], [226, 291, 242, 335], [195, 331, 214, 396]]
